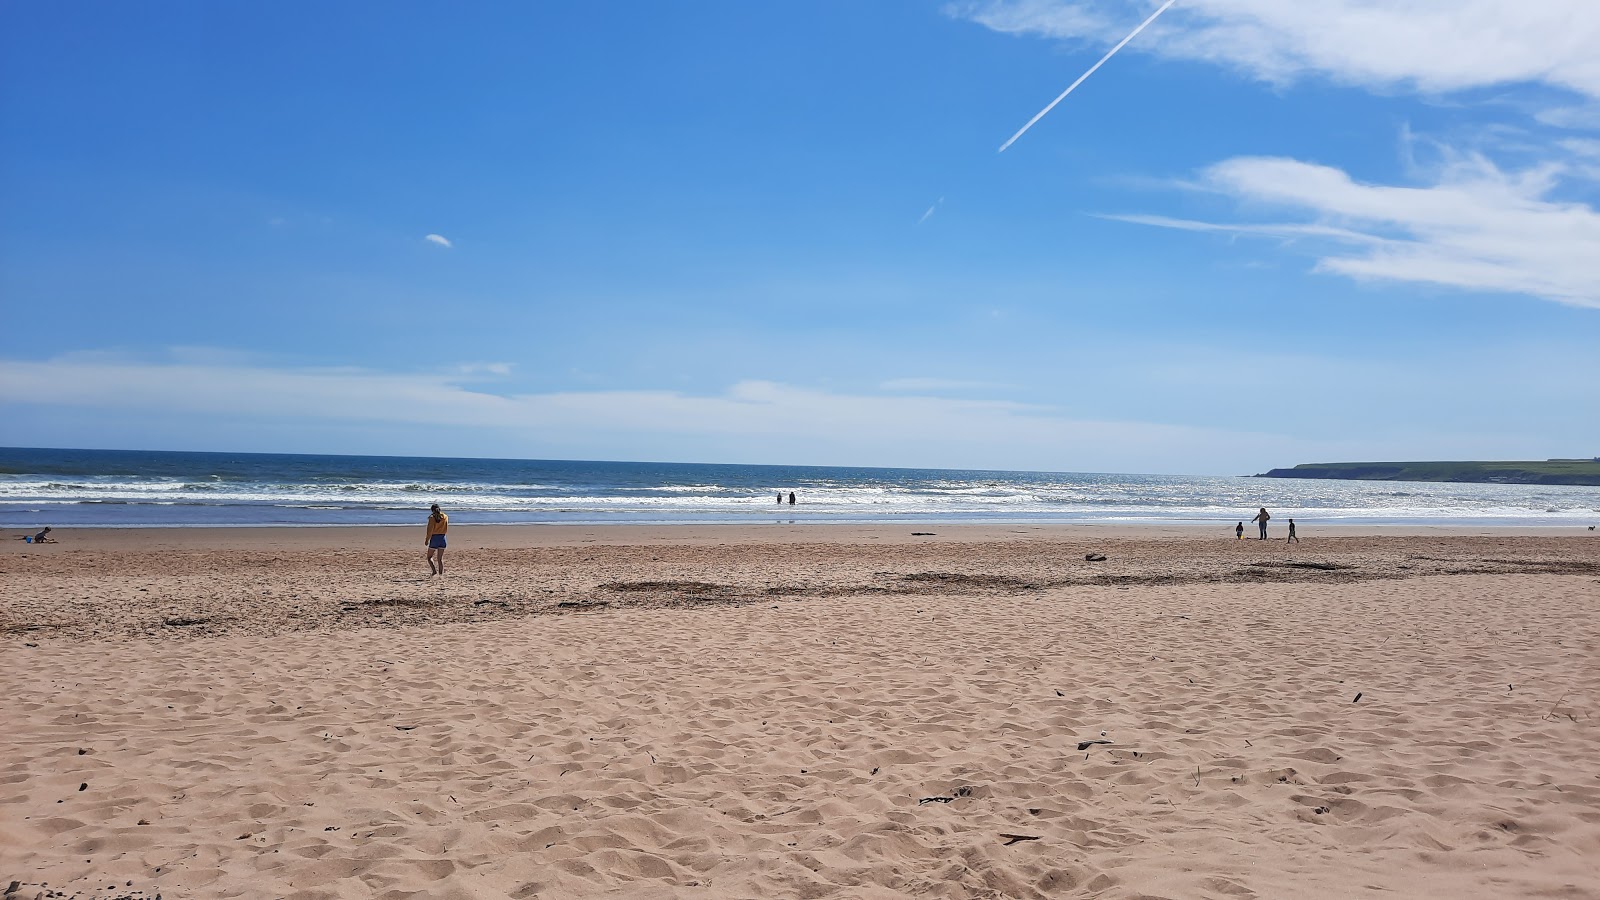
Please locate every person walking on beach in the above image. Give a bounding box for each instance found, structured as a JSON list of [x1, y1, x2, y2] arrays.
[[1286, 518, 1299, 544], [424, 504, 448, 575], [1235, 521, 1244, 541], [1251, 507, 1270, 540]]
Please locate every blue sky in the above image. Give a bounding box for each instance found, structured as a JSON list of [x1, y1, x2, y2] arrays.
[[2, 1, 1597, 474]]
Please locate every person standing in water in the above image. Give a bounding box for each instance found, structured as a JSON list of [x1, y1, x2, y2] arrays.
[[1251, 507, 1271, 540], [425, 504, 448, 575], [788, 491, 796, 505]]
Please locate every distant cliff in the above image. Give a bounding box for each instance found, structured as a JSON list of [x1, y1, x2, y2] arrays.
[[1255, 459, 1600, 486]]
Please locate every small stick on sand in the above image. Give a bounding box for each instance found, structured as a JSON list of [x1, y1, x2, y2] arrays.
[[1000, 833, 1042, 846], [1544, 692, 1571, 721]]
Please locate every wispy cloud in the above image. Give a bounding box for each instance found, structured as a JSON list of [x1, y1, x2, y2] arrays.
[[1099, 213, 1386, 246], [0, 354, 1323, 472], [1117, 153, 1600, 308], [953, 2, 1600, 307], [454, 362, 514, 377], [878, 377, 1009, 392], [424, 233, 453, 248], [1537, 104, 1600, 131], [954, 1, 1600, 99]]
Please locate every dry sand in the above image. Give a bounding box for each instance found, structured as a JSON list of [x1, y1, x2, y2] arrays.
[[3, 525, 1598, 899]]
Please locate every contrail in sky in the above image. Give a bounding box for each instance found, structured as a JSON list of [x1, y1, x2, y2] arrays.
[[997, 0, 1177, 154]]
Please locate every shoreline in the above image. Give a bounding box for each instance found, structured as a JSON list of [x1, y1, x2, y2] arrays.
[[6, 521, 1595, 552]]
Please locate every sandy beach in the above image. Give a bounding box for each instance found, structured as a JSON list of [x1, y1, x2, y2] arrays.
[[3, 525, 1598, 898]]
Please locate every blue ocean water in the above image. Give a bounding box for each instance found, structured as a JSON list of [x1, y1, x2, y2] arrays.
[[0, 447, 1595, 528]]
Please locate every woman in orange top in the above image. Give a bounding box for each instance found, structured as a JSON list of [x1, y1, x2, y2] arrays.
[[425, 504, 448, 575]]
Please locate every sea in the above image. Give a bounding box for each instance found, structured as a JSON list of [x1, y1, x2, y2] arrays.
[[1, 447, 1595, 529]]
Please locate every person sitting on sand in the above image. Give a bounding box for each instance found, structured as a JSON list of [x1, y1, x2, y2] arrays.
[[23, 526, 55, 544], [1251, 507, 1270, 540], [425, 505, 448, 575]]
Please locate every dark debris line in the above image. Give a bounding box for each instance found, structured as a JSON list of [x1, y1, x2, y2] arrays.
[[9, 543, 1597, 641]]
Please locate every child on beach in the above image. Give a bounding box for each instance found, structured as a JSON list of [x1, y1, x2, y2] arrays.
[[1287, 519, 1299, 543], [1235, 522, 1244, 540], [425, 505, 448, 575]]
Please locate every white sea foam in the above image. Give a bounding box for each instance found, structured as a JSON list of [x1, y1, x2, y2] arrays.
[[3, 464, 1596, 527]]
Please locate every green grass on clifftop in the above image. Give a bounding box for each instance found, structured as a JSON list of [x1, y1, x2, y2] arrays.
[[1257, 459, 1600, 486]]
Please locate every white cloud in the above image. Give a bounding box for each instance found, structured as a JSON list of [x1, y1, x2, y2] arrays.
[[424, 233, 453, 248], [879, 377, 1009, 392], [952, 3, 1600, 306], [1115, 153, 1600, 307], [0, 354, 1327, 473], [454, 362, 514, 377], [955, 1, 1600, 99], [1536, 103, 1600, 131], [1560, 138, 1600, 181]]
